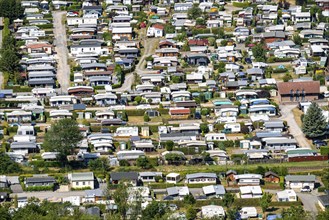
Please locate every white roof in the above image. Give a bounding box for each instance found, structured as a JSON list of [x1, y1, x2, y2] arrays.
[[240, 186, 262, 194], [112, 27, 132, 34]]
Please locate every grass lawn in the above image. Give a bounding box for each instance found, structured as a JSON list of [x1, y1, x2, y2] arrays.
[[128, 116, 144, 124], [292, 107, 303, 127]]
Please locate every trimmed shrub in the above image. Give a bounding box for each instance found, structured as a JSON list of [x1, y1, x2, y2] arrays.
[[320, 146, 329, 156], [24, 185, 54, 192]]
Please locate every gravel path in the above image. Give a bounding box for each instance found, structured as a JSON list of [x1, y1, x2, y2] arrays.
[[53, 11, 70, 94], [279, 104, 310, 148]]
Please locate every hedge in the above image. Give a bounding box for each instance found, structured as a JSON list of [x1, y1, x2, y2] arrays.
[[4, 86, 32, 92], [125, 109, 145, 116], [36, 24, 54, 29], [320, 146, 329, 156], [24, 185, 54, 192], [157, 108, 169, 115], [29, 160, 62, 168], [270, 201, 302, 206], [71, 187, 92, 191], [232, 2, 251, 8]]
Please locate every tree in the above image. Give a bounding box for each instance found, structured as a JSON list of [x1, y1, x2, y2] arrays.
[[302, 102, 328, 138], [136, 156, 152, 169], [0, 152, 21, 174], [292, 34, 302, 46], [143, 113, 150, 122], [183, 194, 196, 205], [282, 73, 292, 82], [252, 43, 266, 62], [317, 209, 329, 220], [43, 119, 83, 163], [226, 207, 240, 220], [281, 206, 310, 220], [186, 206, 197, 220], [200, 123, 209, 134], [222, 193, 235, 207], [142, 201, 167, 220], [0, 0, 24, 22], [165, 140, 174, 151], [165, 153, 186, 165], [119, 159, 130, 166], [111, 185, 129, 219], [187, 4, 202, 20], [134, 96, 142, 104], [260, 192, 273, 213], [88, 157, 110, 176], [0, 49, 20, 73]]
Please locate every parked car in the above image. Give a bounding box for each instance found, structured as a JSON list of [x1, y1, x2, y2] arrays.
[[67, 12, 78, 17], [301, 186, 312, 192], [312, 139, 327, 148], [244, 57, 252, 64], [136, 104, 151, 110]]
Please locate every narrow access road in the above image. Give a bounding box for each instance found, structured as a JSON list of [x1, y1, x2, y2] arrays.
[[0, 24, 3, 88], [136, 38, 161, 75], [279, 104, 310, 148], [113, 72, 134, 92], [53, 11, 70, 94]]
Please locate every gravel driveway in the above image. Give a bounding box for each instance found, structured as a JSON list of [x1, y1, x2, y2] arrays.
[[53, 11, 70, 93]]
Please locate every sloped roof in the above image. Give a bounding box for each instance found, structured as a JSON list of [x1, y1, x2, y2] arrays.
[[277, 81, 320, 95]]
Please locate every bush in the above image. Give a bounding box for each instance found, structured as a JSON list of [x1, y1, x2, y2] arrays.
[[318, 186, 326, 192], [36, 24, 54, 29], [71, 187, 91, 191], [320, 146, 329, 156], [125, 109, 145, 116], [24, 185, 54, 192], [232, 2, 251, 8]]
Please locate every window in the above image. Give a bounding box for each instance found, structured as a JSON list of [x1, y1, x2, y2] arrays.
[[290, 90, 294, 101], [295, 89, 299, 101], [83, 181, 85, 185]]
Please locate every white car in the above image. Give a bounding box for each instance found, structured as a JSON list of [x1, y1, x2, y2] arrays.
[[136, 104, 151, 110], [67, 12, 78, 17], [301, 186, 312, 192], [324, 91, 329, 98]]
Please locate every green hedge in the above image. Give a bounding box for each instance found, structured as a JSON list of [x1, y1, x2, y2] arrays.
[[320, 146, 329, 156], [157, 108, 169, 115], [71, 187, 91, 191], [270, 201, 302, 206], [25, 185, 54, 192], [125, 109, 145, 116], [232, 2, 251, 8], [29, 160, 62, 168], [36, 24, 54, 29], [4, 86, 32, 92]]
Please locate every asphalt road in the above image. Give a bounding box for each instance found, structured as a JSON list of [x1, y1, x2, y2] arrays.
[[53, 11, 70, 94], [279, 104, 310, 148], [113, 72, 134, 92]]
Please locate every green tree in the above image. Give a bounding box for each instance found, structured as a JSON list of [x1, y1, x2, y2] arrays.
[[260, 192, 273, 213], [186, 206, 197, 220], [134, 96, 142, 104], [0, 152, 21, 174], [226, 207, 240, 220], [282, 73, 292, 82], [111, 185, 129, 219], [88, 157, 110, 176], [43, 119, 83, 163], [187, 4, 202, 20], [302, 102, 328, 138], [165, 140, 174, 151], [252, 43, 266, 62], [143, 113, 150, 122], [281, 206, 310, 220], [292, 34, 302, 46], [317, 209, 329, 220], [142, 201, 167, 220], [136, 156, 152, 169], [119, 159, 130, 166], [0, 49, 20, 73], [183, 194, 196, 205], [222, 193, 235, 207], [200, 123, 209, 134], [0, 0, 24, 22]]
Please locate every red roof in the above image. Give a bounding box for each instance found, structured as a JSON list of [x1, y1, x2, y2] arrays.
[[277, 81, 320, 95], [170, 108, 190, 115], [188, 39, 208, 46], [153, 23, 164, 30]]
